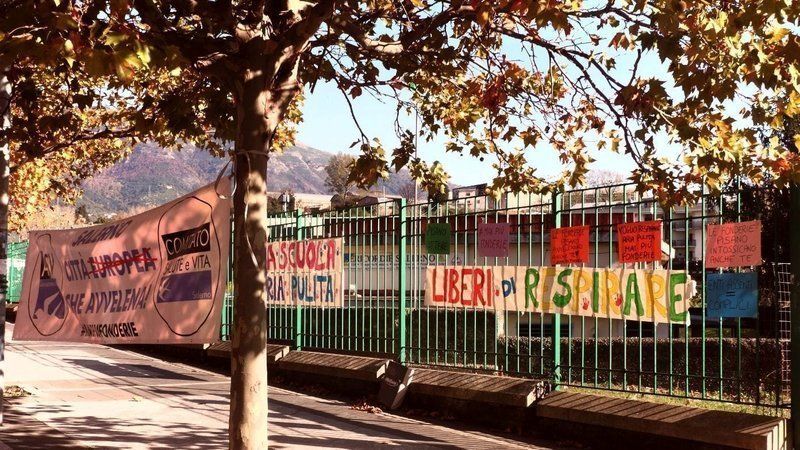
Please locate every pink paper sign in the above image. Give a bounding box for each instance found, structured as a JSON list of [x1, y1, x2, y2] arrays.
[[705, 220, 761, 268], [13, 180, 231, 344], [478, 222, 510, 258]]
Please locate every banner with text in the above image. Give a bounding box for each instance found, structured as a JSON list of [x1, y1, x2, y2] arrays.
[[265, 238, 344, 307], [424, 266, 695, 324], [705, 221, 761, 268], [13, 180, 231, 344]]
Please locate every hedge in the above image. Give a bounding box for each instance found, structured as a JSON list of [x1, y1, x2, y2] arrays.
[[498, 336, 787, 402], [259, 307, 788, 403]]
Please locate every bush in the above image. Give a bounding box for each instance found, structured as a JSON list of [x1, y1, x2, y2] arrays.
[[499, 336, 786, 403]]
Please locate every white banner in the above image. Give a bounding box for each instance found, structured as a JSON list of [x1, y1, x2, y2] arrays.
[[425, 266, 695, 324]]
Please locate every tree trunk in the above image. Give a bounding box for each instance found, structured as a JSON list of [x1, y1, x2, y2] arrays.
[[0, 72, 10, 424], [229, 71, 271, 449]]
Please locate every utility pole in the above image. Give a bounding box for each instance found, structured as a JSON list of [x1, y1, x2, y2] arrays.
[[409, 82, 419, 206], [414, 106, 419, 205]]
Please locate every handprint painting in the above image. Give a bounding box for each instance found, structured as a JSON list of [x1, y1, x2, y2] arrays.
[[27, 234, 67, 336], [13, 179, 231, 344]]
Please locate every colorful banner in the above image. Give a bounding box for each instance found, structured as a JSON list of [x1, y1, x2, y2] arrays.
[[424, 266, 695, 324], [265, 238, 344, 306], [478, 222, 510, 258], [551, 225, 590, 265], [13, 181, 231, 344], [705, 220, 761, 268], [617, 220, 662, 263], [705, 272, 758, 318]]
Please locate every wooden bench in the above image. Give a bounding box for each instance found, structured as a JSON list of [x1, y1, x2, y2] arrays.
[[277, 350, 389, 382], [407, 368, 551, 408], [537, 391, 788, 450], [206, 342, 290, 365]]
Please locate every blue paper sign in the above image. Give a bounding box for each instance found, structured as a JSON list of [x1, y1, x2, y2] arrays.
[[705, 273, 758, 318]]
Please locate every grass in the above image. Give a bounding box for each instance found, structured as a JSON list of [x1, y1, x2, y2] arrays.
[[562, 385, 790, 418]]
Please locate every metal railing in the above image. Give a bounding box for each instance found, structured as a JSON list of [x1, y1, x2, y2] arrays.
[[6, 241, 28, 303], [5, 181, 789, 412], [249, 182, 790, 412]]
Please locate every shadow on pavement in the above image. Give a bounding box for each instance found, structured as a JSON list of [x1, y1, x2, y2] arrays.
[[2, 399, 227, 450], [64, 358, 202, 381]]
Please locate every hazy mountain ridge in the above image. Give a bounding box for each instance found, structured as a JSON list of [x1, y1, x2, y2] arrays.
[[78, 142, 414, 215]]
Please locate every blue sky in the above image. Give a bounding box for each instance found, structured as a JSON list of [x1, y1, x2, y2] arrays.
[[296, 79, 639, 186], [295, 23, 679, 187]]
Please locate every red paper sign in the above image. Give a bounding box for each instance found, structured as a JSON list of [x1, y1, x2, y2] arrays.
[[705, 220, 761, 268], [617, 220, 662, 263], [551, 225, 590, 265], [478, 222, 510, 258]]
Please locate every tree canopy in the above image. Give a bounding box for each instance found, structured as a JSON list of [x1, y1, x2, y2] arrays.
[[324, 153, 356, 196], [4, 1, 800, 449], [4, 1, 799, 206]]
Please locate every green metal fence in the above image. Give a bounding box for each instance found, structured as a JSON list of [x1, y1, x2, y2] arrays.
[[252, 182, 789, 412], [4, 181, 789, 412], [6, 241, 28, 303]]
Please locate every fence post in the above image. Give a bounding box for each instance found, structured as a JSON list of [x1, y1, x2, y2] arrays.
[[295, 209, 304, 350], [398, 199, 407, 364], [223, 215, 234, 341], [790, 184, 800, 447], [551, 190, 562, 388]]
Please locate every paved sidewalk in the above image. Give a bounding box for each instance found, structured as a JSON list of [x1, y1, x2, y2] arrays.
[[3, 326, 568, 449]]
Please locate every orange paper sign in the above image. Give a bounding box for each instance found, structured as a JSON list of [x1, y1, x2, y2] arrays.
[[617, 220, 662, 263], [550, 225, 590, 265], [705, 220, 761, 268]]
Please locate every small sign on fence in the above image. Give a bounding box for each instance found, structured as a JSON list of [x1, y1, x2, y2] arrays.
[[617, 220, 662, 263], [425, 223, 451, 255], [705, 272, 758, 318], [705, 220, 761, 268], [478, 222, 510, 258], [550, 225, 590, 265]]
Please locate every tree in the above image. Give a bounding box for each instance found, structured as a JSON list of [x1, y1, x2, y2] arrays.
[[396, 179, 419, 203], [4, 2, 800, 448], [569, 170, 627, 204], [324, 153, 356, 196], [583, 170, 626, 188], [16, 204, 84, 234], [0, 64, 199, 231]]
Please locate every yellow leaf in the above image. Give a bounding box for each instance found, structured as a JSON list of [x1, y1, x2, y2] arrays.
[[770, 26, 789, 44]]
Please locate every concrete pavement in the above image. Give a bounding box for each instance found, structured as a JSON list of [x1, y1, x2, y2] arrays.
[[2, 325, 570, 449]]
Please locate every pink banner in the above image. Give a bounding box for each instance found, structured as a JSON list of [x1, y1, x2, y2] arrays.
[[13, 180, 231, 344], [705, 220, 761, 268]]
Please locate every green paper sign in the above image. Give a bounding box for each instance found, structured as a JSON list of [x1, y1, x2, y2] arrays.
[[425, 223, 451, 255]]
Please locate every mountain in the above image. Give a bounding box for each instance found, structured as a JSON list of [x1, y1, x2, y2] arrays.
[[78, 142, 414, 216]]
